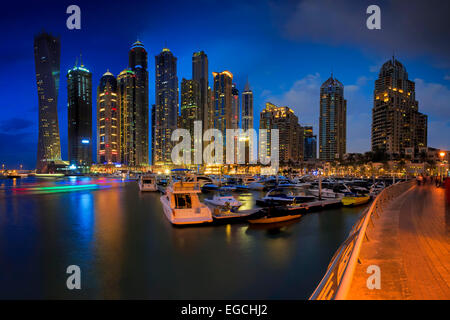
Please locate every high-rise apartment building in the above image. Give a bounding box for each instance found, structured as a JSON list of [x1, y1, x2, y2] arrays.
[[242, 80, 253, 132], [260, 102, 303, 164], [117, 68, 135, 166], [67, 58, 92, 167], [371, 57, 427, 155], [212, 71, 233, 161], [97, 71, 119, 164], [241, 80, 254, 163], [154, 48, 179, 165], [180, 78, 201, 160], [128, 40, 149, 166], [34, 32, 62, 172], [319, 75, 347, 161], [303, 126, 317, 161], [192, 51, 210, 132]]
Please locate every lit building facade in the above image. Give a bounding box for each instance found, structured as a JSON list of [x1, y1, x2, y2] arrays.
[[241, 80, 254, 164], [34, 32, 62, 172], [180, 78, 201, 160], [212, 71, 233, 161], [97, 71, 119, 164], [129, 40, 149, 166], [192, 51, 210, 131], [67, 59, 92, 167], [371, 57, 427, 155], [303, 126, 317, 161], [231, 84, 240, 130], [260, 102, 303, 164], [117, 68, 135, 166], [319, 75, 347, 162], [242, 80, 253, 132], [154, 48, 179, 165]]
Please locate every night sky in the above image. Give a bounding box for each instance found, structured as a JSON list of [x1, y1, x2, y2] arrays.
[[1, 0, 449, 169]]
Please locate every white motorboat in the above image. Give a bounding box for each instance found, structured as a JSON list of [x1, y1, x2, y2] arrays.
[[160, 181, 213, 225], [219, 184, 237, 192], [256, 188, 316, 206], [139, 175, 157, 192], [247, 177, 265, 190], [309, 188, 344, 199], [204, 193, 242, 209]]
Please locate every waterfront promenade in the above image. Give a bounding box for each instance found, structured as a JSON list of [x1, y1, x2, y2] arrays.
[[347, 184, 450, 299]]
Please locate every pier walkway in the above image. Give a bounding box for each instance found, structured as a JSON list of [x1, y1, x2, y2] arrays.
[[311, 181, 450, 300], [347, 185, 450, 299], [347, 184, 450, 299]]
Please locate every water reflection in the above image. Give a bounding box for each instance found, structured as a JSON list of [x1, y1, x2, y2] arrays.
[[94, 187, 124, 298], [0, 177, 365, 299]]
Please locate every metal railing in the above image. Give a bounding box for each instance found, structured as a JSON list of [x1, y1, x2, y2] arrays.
[[309, 179, 414, 300]]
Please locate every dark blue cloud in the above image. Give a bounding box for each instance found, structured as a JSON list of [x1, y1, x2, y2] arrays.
[[0, 118, 34, 132], [0, 0, 448, 167]]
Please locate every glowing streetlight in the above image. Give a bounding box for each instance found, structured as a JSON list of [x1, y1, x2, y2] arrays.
[[439, 151, 446, 159]]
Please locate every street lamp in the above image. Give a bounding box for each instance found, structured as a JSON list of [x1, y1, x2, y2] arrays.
[[439, 152, 446, 183]]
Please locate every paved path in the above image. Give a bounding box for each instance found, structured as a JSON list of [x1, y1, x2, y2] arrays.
[[347, 184, 450, 300]]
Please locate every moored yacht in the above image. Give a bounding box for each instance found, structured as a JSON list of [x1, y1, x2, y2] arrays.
[[160, 181, 213, 225], [139, 174, 157, 192], [256, 188, 316, 207], [204, 193, 242, 209], [309, 188, 345, 199]]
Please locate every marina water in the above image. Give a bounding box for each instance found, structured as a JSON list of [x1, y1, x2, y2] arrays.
[[0, 177, 365, 299]]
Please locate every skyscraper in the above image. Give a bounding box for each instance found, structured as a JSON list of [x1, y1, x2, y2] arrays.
[[192, 51, 210, 131], [154, 48, 179, 165], [371, 57, 427, 155], [319, 75, 347, 161], [260, 102, 303, 164], [231, 84, 240, 130], [129, 40, 149, 166], [67, 58, 92, 168], [242, 80, 253, 132], [34, 32, 62, 172], [303, 126, 317, 161], [241, 80, 254, 164], [97, 71, 119, 164], [117, 68, 135, 166], [180, 79, 201, 162], [212, 71, 233, 161]]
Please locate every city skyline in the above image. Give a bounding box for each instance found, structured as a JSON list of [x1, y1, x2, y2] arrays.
[[2, 0, 450, 168]]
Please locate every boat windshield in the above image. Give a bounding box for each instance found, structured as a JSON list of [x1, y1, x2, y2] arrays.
[[219, 193, 232, 197], [174, 194, 192, 209]]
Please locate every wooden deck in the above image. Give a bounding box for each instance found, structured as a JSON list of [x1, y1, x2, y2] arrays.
[[347, 184, 450, 300]]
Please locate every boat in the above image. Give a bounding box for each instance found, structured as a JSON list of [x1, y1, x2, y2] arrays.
[[276, 180, 299, 188], [247, 180, 265, 190], [219, 184, 236, 192], [248, 208, 302, 224], [204, 193, 242, 209], [34, 173, 65, 178], [201, 183, 219, 192], [139, 175, 157, 192], [341, 193, 371, 206], [212, 208, 263, 223], [160, 181, 213, 225], [369, 182, 385, 196], [309, 188, 344, 199], [235, 176, 264, 191], [256, 188, 316, 207]]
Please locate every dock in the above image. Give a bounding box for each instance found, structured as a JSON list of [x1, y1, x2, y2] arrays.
[[310, 181, 450, 300], [347, 184, 450, 300], [304, 198, 343, 211]]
